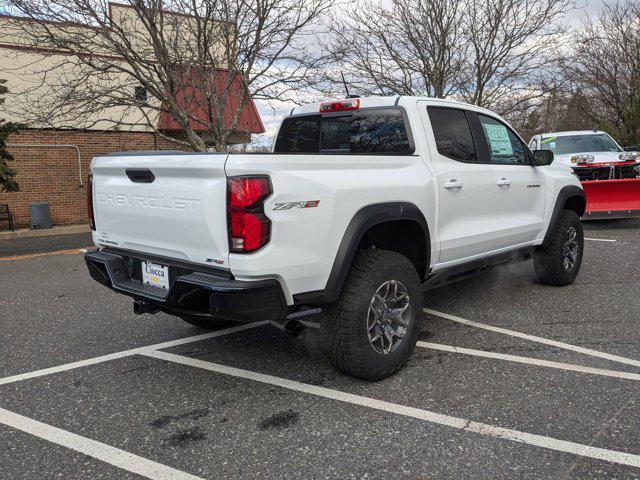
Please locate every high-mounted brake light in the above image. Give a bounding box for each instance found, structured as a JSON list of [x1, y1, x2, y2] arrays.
[[87, 173, 95, 230], [319, 98, 360, 113], [227, 176, 271, 253]]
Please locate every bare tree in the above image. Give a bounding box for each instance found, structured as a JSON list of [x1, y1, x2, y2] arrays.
[[461, 0, 573, 116], [510, 86, 598, 141], [327, 0, 467, 98], [2, 0, 334, 151], [564, 0, 640, 145], [326, 0, 573, 117]]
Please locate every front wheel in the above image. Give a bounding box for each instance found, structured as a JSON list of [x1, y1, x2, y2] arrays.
[[534, 209, 584, 286], [321, 249, 423, 381]]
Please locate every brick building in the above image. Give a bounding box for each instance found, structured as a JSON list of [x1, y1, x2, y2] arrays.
[[0, 3, 264, 229]]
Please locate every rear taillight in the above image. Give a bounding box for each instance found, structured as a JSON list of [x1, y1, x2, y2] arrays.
[[227, 176, 271, 253], [87, 173, 95, 230]]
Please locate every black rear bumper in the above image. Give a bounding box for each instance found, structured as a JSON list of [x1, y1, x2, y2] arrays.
[[84, 249, 287, 323]]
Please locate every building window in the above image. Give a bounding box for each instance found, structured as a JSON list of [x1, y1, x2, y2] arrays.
[[134, 86, 147, 104]]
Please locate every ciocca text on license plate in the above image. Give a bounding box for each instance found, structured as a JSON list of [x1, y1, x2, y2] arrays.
[[142, 261, 169, 289]]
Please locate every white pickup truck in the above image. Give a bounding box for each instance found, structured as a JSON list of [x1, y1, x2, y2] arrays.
[[85, 96, 586, 380]]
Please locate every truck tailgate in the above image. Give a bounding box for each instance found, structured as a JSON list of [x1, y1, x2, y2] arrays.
[[91, 153, 230, 268]]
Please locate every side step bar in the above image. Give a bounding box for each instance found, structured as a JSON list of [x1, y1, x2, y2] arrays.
[[423, 247, 534, 290]]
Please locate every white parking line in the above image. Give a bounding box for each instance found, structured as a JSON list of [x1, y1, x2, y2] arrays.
[[0, 323, 265, 479], [1, 315, 638, 473], [255, 321, 639, 381], [146, 349, 640, 468], [425, 309, 640, 368], [0, 322, 264, 386], [585, 237, 617, 242], [0, 407, 204, 480], [418, 342, 640, 381]]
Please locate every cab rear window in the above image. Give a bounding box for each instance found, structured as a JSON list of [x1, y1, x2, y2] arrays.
[[274, 108, 412, 154]]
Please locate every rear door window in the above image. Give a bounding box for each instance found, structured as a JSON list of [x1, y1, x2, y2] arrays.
[[427, 107, 477, 162], [274, 108, 412, 154]]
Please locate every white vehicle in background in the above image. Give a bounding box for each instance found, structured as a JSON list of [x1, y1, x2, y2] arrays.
[[85, 96, 585, 380], [529, 130, 640, 218], [528, 130, 637, 168]]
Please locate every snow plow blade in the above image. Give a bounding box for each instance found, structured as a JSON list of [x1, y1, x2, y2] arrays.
[[582, 178, 640, 219]]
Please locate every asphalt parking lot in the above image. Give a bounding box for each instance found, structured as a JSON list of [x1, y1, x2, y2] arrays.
[[1, 221, 639, 479]]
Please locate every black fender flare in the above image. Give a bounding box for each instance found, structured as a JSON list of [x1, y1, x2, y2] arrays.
[[542, 185, 586, 247], [294, 202, 430, 306]]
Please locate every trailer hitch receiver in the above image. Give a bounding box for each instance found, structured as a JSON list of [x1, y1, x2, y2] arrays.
[[133, 299, 160, 315]]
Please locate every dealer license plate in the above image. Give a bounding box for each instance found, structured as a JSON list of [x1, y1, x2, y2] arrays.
[[141, 261, 170, 289]]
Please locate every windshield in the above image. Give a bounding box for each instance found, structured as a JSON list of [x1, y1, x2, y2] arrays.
[[539, 134, 621, 155]]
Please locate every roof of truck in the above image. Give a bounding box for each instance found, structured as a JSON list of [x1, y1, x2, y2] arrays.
[[289, 95, 499, 117], [538, 130, 606, 138]]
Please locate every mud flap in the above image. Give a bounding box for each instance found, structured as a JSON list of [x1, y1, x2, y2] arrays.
[[582, 178, 640, 218]]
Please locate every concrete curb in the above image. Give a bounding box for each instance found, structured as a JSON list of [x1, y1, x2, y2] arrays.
[[0, 224, 91, 240]]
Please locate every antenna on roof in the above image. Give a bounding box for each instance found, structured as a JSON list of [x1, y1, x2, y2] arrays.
[[341, 72, 359, 99]]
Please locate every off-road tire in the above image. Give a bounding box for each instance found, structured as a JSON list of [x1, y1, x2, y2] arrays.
[[534, 209, 584, 286], [321, 249, 423, 381]]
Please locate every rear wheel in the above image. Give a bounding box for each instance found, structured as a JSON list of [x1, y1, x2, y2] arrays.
[[321, 249, 423, 381], [534, 209, 584, 286]]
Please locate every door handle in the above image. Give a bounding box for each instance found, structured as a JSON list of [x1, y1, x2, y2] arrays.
[[443, 179, 463, 190], [496, 177, 512, 187]]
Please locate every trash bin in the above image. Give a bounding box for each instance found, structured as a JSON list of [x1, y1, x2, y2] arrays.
[[29, 202, 53, 230]]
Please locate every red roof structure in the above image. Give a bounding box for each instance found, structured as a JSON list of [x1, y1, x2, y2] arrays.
[[157, 70, 265, 135]]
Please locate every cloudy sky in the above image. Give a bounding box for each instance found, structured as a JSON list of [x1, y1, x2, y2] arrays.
[[569, 0, 605, 20]]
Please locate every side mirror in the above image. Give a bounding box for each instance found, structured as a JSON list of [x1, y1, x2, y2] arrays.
[[532, 149, 554, 166], [624, 146, 638, 152]]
